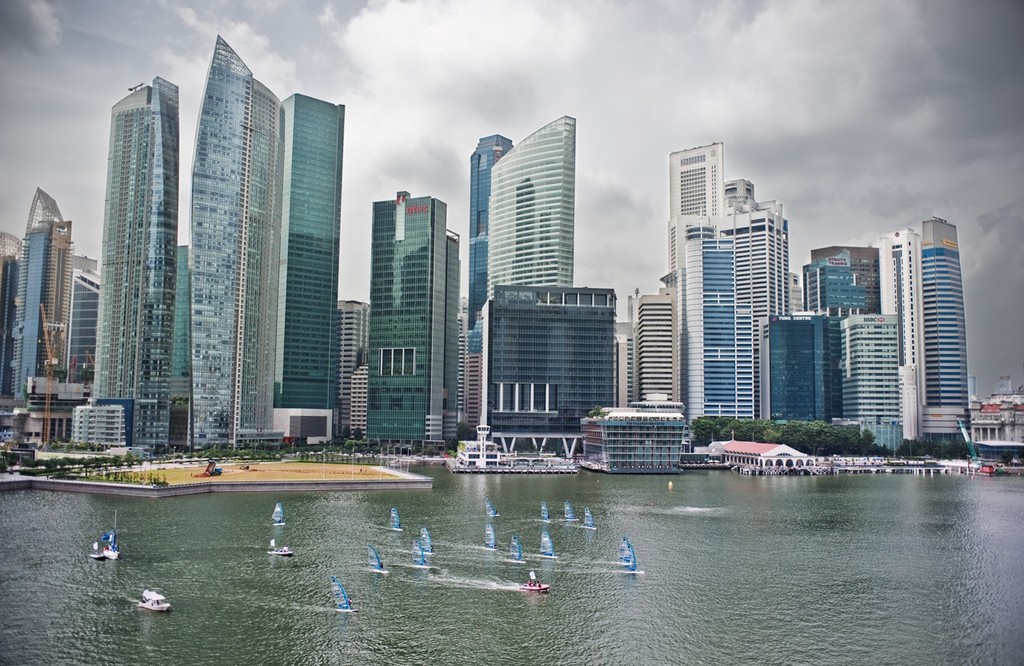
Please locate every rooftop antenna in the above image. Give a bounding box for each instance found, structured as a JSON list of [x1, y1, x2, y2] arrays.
[[128, 82, 145, 92]]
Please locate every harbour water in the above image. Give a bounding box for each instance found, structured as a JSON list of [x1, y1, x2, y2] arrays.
[[1, 468, 1022, 665]]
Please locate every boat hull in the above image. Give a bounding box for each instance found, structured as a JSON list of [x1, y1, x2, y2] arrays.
[[268, 549, 293, 557], [520, 583, 550, 593], [138, 602, 171, 612]]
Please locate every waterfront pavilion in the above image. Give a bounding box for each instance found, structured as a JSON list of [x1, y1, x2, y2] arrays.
[[718, 440, 812, 469]]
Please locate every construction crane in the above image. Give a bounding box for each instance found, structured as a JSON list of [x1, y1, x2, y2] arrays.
[[40, 304, 58, 443], [957, 419, 979, 469]]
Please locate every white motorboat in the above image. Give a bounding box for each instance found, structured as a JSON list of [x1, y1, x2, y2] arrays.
[[137, 590, 171, 612]]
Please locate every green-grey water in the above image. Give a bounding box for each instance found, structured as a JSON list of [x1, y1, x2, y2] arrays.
[[1, 468, 1022, 665]]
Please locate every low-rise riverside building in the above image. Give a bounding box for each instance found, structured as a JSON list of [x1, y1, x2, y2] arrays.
[[713, 440, 813, 471], [580, 395, 687, 473]]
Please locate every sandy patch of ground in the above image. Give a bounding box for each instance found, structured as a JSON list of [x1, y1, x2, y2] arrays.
[[159, 462, 398, 485]]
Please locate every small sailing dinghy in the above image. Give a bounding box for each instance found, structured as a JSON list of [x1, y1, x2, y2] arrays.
[[486, 499, 499, 518], [540, 501, 550, 523], [411, 538, 429, 568], [509, 535, 525, 563], [330, 576, 357, 613], [563, 501, 577, 522], [420, 527, 433, 554], [89, 512, 120, 560], [520, 570, 550, 593], [484, 523, 496, 550], [137, 589, 170, 612], [267, 538, 293, 557], [272, 501, 285, 526], [367, 545, 388, 575], [389, 507, 402, 531], [539, 529, 558, 559], [582, 507, 596, 530]]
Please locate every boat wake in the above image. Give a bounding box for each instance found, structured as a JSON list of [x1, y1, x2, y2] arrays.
[[427, 572, 520, 592]]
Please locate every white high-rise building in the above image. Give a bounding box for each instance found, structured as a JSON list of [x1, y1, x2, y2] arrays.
[[630, 287, 678, 402], [876, 228, 924, 440]]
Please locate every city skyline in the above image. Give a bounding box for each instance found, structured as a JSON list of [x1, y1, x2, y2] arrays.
[[0, 0, 1021, 393]]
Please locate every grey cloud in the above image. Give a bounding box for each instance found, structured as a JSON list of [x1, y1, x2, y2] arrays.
[[0, 0, 61, 52]]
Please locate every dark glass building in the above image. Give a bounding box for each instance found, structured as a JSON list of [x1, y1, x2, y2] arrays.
[[367, 192, 459, 443], [468, 134, 513, 329], [0, 233, 21, 397], [809, 245, 880, 314], [763, 315, 830, 422], [802, 249, 867, 316], [485, 286, 615, 455]]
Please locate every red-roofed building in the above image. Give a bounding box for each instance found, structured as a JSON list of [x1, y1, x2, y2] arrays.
[[714, 439, 813, 470], [969, 393, 1024, 443]]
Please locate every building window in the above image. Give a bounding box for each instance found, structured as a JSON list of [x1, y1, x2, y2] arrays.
[[379, 347, 416, 376]]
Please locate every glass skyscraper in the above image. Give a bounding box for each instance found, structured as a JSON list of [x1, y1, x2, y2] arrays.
[[190, 37, 284, 447], [68, 266, 100, 383], [95, 77, 179, 450], [0, 233, 21, 397], [764, 315, 829, 422], [487, 117, 576, 296], [802, 250, 867, 316], [468, 134, 513, 328], [485, 286, 615, 455], [13, 188, 73, 400], [274, 94, 345, 411], [367, 192, 460, 442]]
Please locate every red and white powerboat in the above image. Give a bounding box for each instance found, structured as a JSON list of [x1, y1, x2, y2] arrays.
[[520, 571, 550, 593]]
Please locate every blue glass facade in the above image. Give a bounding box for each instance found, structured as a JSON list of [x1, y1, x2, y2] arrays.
[[171, 246, 190, 397], [802, 251, 867, 316], [921, 218, 967, 409], [0, 235, 20, 397], [486, 286, 615, 437], [96, 77, 179, 449], [68, 270, 100, 382], [367, 193, 459, 442], [766, 315, 829, 421], [190, 37, 284, 446], [468, 134, 513, 328], [275, 94, 345, 410]]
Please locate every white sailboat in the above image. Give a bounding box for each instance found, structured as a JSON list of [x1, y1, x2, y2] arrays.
[[88, 511, 119, 560]]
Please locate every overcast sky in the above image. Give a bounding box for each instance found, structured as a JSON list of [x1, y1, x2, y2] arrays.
[[1, 0, 1021, 394]]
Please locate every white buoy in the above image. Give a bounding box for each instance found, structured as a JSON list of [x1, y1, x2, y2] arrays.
[[668, 481, 673, 490]]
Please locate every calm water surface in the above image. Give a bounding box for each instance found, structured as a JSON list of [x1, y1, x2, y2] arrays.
[[1, 469, 1022, 665]]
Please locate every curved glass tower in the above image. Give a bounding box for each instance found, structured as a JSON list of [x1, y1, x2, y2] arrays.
[[96, 77, 179, 450], [190, 37, 284, 447], [487, 117, 575, 295]]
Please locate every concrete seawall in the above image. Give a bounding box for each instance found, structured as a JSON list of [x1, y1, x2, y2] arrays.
[[0, 475, 432, 497]]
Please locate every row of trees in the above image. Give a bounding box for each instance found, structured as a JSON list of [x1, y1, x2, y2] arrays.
[[690, 417, 886, 457]]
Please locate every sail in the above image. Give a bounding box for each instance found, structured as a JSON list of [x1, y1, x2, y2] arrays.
[[618, 537, 632, 564], [510, 535, 523, 562], [412, 538, 426, 566], [330, 575, 353, 611], [584, 507, 595, 529], [389, 507, 401, 531], [101, 530, 116, 544], [541, 502, 549, 522], [272, 502, 285, 525], [367, 545, 384, 572], [564, 501, 577, 521], [270, 538, 276, 548], [623, 541, 637, 572], [484, 523, 496, 550], [540, 529, 556, 558], [486, 499, 499, 517], [420, 527, 432, 554]]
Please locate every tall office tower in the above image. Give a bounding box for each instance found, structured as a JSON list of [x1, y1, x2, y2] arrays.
[[95, 77, 179, 450], [788, 273, 801, 314], [681, 226, 754, 420], [349, 365, 367, 436], [13, 188, 73, 400], [484, 286, 615, 457], [274, 94, 344, 420], [457, 302, 468, 423], [614, 321, 634, 407], [840, 314, 902, 449], [487, 116, 576, 295], [719, 189, 789, 418], [810, 246, 880, 314], [367, 192, 460, 443], [468, 134, 513, 327], [190, 37, 284, 447], [876, 228, 923, 440], [0, 233, 22, 397], [762, 315, 830, 422], [169, 246, 190, 448], [919, 217, 968, 437], [669, 143, 725, 218], [335, 300, 368, 434], [68, 262, 100, 383], [630, 287, 677, 401], [803, 250, 867, 316]]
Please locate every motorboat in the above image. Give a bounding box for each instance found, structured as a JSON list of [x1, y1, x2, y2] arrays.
[[267, 538, 293, 557], [137, 590, 171, 612], [520, 570, 550, 593]]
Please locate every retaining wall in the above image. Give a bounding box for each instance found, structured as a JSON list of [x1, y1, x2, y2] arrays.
[[0, 476, 432, 497]]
